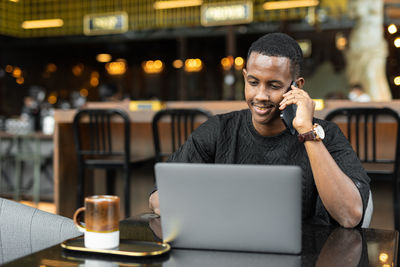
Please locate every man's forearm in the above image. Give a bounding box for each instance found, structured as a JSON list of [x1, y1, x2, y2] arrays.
[[304, 141, 363, 227]]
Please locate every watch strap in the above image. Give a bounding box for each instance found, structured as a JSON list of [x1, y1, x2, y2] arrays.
[[297, 130, 316, 142]]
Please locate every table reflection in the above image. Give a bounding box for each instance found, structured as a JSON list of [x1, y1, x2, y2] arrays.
[[148, 215, 369, 267], [316, 228, 363, 267], [3, 214, 396, 267]]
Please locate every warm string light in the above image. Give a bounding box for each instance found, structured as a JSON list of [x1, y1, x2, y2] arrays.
[[46, 63, 57, 73], [221, 56, 245, 70], [96, 54, 112, 63], [234, 57, 245, 70], [172, 59, 183, 69], [394, 37, 400, 48], [142, 60, 164, 74], [12, 67, 22, 78], [394, 76, 400, 86], [106, 59, 127, 75], [48, 94, 57, 104], [5, 65, 13, 73], [379, 252, 389, 262], [72, 64, 84, 76], [388, 24, 397, 34], [16, 77, 24, 84], [80, 88, 89, 97], [90, 71, 99, 87], [184, 58, 203, 72], [221, 56, 234, 70]]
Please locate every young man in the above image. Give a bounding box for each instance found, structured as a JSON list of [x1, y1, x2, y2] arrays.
[[149, 33, 370, 228]]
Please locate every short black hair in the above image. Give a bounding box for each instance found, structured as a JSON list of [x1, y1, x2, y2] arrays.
[[247, 33, 303, 78]]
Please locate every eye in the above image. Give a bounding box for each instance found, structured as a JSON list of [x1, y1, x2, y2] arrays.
[[270, 84, 282, 90], [248, 80, 258, 86]]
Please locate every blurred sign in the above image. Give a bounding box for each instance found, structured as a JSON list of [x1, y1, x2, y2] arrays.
[[201, 1, 253, 26], [129, 101, 165, 111], [313, 99, 325, 110], [84, 12, 128, 35]]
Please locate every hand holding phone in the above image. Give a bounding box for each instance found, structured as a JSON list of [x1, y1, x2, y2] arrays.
[[280, 81, 298, 135]]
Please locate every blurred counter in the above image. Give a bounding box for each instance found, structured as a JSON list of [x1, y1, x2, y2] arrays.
[[53, 100, 400, 217]]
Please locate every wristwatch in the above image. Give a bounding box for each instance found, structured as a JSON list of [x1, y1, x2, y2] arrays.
[[298, 123, 325, 142]]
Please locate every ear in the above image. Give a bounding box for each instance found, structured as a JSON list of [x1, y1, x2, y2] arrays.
[[295, 77, 305, 89], [242, 68, 247, 79]]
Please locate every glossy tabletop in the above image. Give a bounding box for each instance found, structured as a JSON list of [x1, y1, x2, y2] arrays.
[[2, 213, 398, 267]]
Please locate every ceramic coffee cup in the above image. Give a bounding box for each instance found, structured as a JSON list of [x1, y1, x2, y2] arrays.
[[73, 195, 120, 249]]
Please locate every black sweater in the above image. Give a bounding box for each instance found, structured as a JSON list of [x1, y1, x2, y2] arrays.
[[167, 109, 370, 226]]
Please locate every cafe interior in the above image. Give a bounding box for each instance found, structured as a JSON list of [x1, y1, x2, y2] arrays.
[[0, 0, 400, 266]]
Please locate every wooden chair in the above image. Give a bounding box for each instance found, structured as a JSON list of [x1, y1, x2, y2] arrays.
[[73, 109, 134, 217], [325, 107, 400, 230], [152, 108, 212, 163]]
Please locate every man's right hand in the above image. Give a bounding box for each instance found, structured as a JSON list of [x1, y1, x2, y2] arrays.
[[149, 191, 160, 215]]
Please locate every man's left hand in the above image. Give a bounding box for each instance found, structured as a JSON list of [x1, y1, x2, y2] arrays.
[[279, 84, 315, 134]]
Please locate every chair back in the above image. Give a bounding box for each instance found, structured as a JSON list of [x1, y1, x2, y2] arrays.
[[73, 109, 132, 217], [325, 107, 400, 230], [325, 107, 400, 165], [152, 108, 212, 162], [73, 109, 131, 165]]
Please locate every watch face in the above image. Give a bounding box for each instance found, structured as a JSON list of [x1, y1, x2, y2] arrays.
[[315, 124, 325, 140]]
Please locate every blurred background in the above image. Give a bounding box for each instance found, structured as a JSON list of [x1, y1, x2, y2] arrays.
[[0, 0, 399, 118]]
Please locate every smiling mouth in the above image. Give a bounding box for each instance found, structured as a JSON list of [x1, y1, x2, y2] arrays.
[[253, 103, 276, 111]]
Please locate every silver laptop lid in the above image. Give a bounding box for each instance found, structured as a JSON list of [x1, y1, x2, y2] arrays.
[[155, 163, 302, 254]]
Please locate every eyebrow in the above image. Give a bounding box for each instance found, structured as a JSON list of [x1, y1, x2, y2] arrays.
[[246, 75, 259, 81], [268, 80, 284, 85]]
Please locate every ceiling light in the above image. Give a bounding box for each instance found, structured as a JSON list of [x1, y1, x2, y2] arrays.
[[154, 0, 203, 10], [21, 19, 64, 29], [263, 0, 319, 10]]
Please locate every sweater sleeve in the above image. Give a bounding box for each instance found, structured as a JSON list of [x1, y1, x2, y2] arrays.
[[312, 119, 371, 227]]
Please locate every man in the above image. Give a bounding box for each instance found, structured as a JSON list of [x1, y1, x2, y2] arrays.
[[348, 83, 371, 102], [149, 33, 370, 228]]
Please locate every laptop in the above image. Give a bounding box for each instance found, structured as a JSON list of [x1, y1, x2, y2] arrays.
[[154, 163, 302, 254]]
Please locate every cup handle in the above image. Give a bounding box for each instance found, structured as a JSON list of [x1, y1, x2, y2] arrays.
[[73, 207, 86, 233]]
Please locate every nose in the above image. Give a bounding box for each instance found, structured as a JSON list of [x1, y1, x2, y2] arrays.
[[254, 86, 270, 102]]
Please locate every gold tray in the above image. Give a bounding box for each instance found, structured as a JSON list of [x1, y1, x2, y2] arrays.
[[61, 237, 170, 257]]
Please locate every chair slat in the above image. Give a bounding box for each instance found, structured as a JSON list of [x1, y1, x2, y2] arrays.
[[152, 108, 212, 162], [325, 107, 400, 231], [72, 108, 132, 218]]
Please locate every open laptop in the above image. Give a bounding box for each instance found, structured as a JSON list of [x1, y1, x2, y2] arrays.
[[154, 163, 302, 254]]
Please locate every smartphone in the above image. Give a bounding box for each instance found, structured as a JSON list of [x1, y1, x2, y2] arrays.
[[280, 81, 298, 135]]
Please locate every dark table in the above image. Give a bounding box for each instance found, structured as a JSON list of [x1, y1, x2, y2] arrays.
[[2, 213, 398, 266]]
